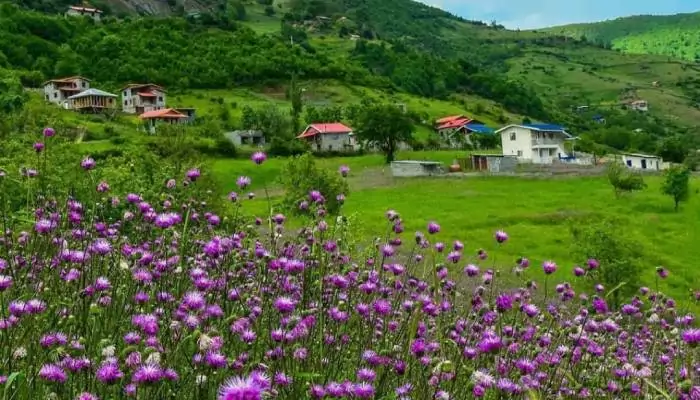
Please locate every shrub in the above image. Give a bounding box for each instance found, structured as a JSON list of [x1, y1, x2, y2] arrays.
[[278, 153, 349, 215], [570, 218, 643, 309], [606, 161, 646, 197]]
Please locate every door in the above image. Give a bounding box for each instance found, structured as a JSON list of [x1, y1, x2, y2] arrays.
[[641, 159, 647, 169]]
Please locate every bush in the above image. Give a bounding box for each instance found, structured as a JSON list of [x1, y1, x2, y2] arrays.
[[606, 161, 646, 197], [214, 135, 237, 158], [268, 137, 307, 157], [278, 153, 349, 215], [661, 165, 691, 211], [570, 218, 643, 309]]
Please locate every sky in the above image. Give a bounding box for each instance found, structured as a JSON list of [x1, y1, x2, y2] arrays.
[[422, 0, 699, 29]]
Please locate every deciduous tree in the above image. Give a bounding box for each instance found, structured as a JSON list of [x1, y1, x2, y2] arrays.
[[352, 103, 414, 163]]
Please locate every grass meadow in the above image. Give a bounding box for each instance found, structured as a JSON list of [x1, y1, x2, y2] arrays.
[[212, 154, 700, 307]]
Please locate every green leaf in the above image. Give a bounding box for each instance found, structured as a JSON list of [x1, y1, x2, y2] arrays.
[[4, 371, 24, 400], [642, 378, 672, 400]]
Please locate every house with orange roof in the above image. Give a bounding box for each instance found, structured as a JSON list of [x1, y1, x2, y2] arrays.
[[66, 5, 102, 21], [297, 123, 357, 152], [121, 84, 166, 114], [43, 76, 91, 107], [434, 114, 488, 148], [139, 108, 187, 133]]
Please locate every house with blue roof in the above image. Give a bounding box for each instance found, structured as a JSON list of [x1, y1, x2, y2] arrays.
[[496, 124, 575, 164]]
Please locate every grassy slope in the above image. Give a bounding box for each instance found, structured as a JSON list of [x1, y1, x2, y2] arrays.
[[542, 12, 700, 61]]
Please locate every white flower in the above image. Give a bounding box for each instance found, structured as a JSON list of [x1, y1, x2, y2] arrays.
[[102, 345, 116, 357], [145, 352, 161, 365], [12, 347, 27, 360], [196, 375, 207, 385], [198, 334, 213, 352]]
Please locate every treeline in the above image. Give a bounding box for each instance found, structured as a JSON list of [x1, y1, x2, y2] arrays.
[[0, 4, 549, 119]]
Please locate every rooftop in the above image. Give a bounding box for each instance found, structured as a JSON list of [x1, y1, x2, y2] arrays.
[[67, 88, 117, 99], [139, 108, 186, 119], [391, 160, 442, 165]]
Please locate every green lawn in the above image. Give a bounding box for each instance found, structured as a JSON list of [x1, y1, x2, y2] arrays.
[[222, 158, 699, 306]]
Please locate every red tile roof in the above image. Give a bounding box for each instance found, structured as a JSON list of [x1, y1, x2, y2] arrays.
[[436, 117, 472, 130], [297, 123, 353, 138], [139, 108, 186, 120], [435, 115, 464, 125]]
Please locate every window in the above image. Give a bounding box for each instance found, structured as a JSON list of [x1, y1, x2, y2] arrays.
[[510, 132, 516, 141], [123, 91, 127, 96], [124, 100, 127, 106], [158, 96, 163, 102], [53, 93, 57, 98], [517, 150, 523, 157], [82, 82, 86, 88]]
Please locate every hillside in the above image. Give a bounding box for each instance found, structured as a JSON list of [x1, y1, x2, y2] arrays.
[[542, 11, 700, 62], [3, 0, 700, 159]]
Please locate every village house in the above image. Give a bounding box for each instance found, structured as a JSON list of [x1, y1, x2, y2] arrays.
[[297, 123, 357, 152], [65, 5, 102, 21], [497, 123, 573, 164], [43, 76, 91, 107], [626, 100, 648, 112], [139, 108, 187, 133], [434, 115, 489, 148], [66, 88, 118, 113], [621, 153, 663, 171], [121, 84, 166, 114]]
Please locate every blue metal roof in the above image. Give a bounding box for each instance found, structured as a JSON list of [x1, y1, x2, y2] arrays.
[[522, 123, 566, 131], [464, 124, 494, 134]]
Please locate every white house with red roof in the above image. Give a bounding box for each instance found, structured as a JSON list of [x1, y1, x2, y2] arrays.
[[66, 5, 102, 21], [297, 123, 357, 152], [43, 76, 91, 108], [121, 84, 166, 114]]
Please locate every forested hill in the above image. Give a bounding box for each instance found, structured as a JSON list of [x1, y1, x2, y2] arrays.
[[543, 12, 700, 62], [4, 0, 700, 159]]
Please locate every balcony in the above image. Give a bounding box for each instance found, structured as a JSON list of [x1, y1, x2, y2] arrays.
[[531, 138, 561, 147]]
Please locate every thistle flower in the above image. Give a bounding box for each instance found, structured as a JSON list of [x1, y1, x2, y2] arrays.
[[495, 230, 508, 243], [38, 364, 67, 383], [427, 221, 440, 234], [186, 168, 201, 181], [43, 127, 56, 137], [542, 261, 557, 275], [237, 176, 251, 189], [339, 165, 350, 177], [33, 142, 44, 152], [656, 267, 669, 279], [81, 157, 96, 170], [251, 151, 267, 165], [218, 376, 264, 400]]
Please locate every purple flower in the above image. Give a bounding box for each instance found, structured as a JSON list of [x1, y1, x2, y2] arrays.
[[186, 168, 201, 181], [39, 364, 67, 383], [352, 383, 375, 398], [228, 192, 238, 202], [464, 264, 479, 277], [81, 157, 96, 170], [495, 294, 513, 313], [682, 328, 700, 346], [573, 266, 585, 277], [132, 363, 162, 385], [273, 297, 296, 314], [251, 151, 267, 165], [587, 258, 599, 270], [339, 165, 350, 177], [33, 142, 44, 152], [237, 176, 251, 189], [542, 261, 557, 275], [96, 362, 123, 384], [43, 127, 56, 137], [218, 375, 264, 400], [75, 393, 98, 400], [495, 230, 508, 243], [656, 266, 669, 279], [427, 221, 440, 234]]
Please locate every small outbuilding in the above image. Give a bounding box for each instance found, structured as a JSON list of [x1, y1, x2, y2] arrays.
[[390, 161, 444, 177], [468, 154, 518, 173], [621, 153, 663, 171], [225, 130, 266, 146]]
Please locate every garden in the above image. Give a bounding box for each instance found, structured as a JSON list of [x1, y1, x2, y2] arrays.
[[0, 127, 697, 399]]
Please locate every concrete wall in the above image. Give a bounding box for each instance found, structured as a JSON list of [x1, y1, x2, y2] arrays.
[[43, 79, 90, 107], [390, 161, 443, 177], [486, 156, 517, 172], [65, 9, 101, 21], [307, 133, 357, 152]]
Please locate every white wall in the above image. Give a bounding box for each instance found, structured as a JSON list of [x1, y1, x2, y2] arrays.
[[313, 133, 357, 152], [500, 126, 533, 160], [622, 155, 661, 170], [122, 87, 166, 114]]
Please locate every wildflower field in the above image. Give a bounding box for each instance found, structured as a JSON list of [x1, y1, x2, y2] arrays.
[[0, 128, 699, 399]]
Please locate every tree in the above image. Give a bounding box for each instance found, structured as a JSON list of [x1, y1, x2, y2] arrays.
[[606, 161, 646, 197], [0, 69, 27, 114], [278, 153, 349, 215], [661, 165, 691, 211], [352, 103, 414, 163], [288, 73, 303, 134]]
